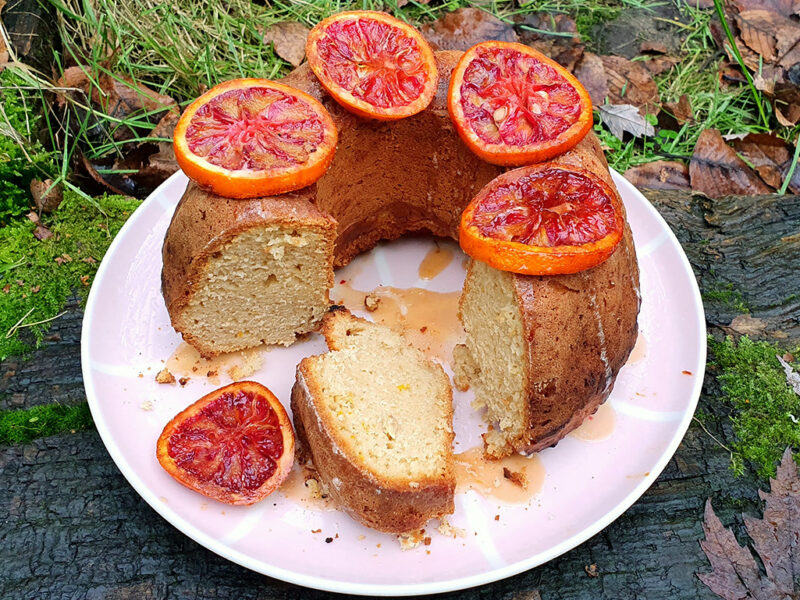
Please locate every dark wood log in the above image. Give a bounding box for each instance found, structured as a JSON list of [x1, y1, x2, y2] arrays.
[[0, 190, 798, 599]]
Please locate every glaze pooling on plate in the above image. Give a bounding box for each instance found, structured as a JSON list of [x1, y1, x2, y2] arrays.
[[81, 170, 705, 595]]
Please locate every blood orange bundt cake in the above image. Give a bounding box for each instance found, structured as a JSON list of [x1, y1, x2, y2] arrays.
[[292, 307, 455, 533], [161, 43, 640, 456]]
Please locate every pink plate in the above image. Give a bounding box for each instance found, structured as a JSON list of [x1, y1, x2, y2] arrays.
[[81, 169, 705, 595]]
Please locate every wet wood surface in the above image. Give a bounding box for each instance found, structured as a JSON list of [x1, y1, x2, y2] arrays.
[[1, 191, 799, 599]]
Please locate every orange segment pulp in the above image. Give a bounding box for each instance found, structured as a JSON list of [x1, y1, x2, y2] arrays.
[[156, 381, 295, 505]]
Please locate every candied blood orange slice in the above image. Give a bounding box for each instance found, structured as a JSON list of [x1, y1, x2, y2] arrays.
[[306, 11, 438, 120], [448, 41, 593, 166], [173, 78, 337, 198], [459, 164, 624, 275], [156, 381, 294, 505]]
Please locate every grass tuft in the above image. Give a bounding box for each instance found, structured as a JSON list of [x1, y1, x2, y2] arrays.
[[0, 402, 94, 445]]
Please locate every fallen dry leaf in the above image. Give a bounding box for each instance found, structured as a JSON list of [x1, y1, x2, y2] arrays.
[[29, 178, 63, 213], [698, 448, 800, 599], [728, 313, 767, 336], [515, 12, 584, 72], [689, 129, 772, 197], [623, 161, 691, 191], [262, 21, 310, 68], [573, 52, 609, 105], [642, 55, 680, 76], [777, 355, 800, 396], [57, 67, 177, 142], [732, 0, 800, 17], [731, 133, 800, 192], [597, 103, 655, 140], [420, 8, 518, 52], [736, 9, 800, 68], [774, 82, 800, 125], [599, 55, 660, 116], [574, 52, 660, 115], [663, 94, 694, 125], [640, 41, 668, 54]]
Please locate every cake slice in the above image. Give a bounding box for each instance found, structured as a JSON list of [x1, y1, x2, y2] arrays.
[[291, 307, 455, 533], [161, 182, 337, 357]]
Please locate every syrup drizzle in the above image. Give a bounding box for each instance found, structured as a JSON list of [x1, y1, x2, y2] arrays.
[[418, 244, 455, 280], [454, 447, 545, 504], [332, 283, 464, 365], [570, 402, 616, 441], [165, 343, 264, 385]]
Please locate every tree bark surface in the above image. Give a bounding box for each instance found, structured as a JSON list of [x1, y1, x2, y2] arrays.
[[1, 191, 798, 599]]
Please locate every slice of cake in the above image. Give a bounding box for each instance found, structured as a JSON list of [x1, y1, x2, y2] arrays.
[[291, 307, 455, 534], [454, 224, 639, 458], [161, 182, 337, 357]]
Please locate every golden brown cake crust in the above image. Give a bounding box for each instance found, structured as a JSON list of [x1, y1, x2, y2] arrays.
[[462, 134, 641, 456], [161, 182, 336, 357]]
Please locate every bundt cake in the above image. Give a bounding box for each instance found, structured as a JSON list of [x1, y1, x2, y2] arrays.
[[291, 307, 455, 533], [161, 188, 336, 356], [161, 50, 640, 455]]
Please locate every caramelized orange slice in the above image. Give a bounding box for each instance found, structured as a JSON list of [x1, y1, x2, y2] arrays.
[[448, 41, 593, 166], [459, 164, 624, 275], [306, 11, 438, 120], [173, 78, 337, 198]]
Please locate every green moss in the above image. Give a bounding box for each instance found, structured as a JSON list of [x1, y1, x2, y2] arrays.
[[0, 402, 94, 445], [0, 191, 140, 360], [709, 335, 800, 479], [703, 282, 749, 313], [0, 70, 58, 224]]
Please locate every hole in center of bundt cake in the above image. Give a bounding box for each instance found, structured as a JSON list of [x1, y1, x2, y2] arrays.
[[185, 87, 326, 170]]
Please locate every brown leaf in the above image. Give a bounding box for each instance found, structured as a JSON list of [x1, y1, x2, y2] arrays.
[[643, 55, 679, 76], [640, 41, 668, 54], [732, 0, 800, 18], [32, 224, 53, 241], [57, 67, 177, 142], [599, 55, 660, 116], [420, 8, 518, 52], [736, 10, 782, 62], [663, 94, 694, 125], [573, 52, 609, 106], [689, 129, 772, 197], [774, 82, 800, 125], [728, 313, 767, 336], [698, 448, 800, 599], [262, 21, 310, 68], [732, 132, 800, 192], [29, 178, 63, 213], [515, 12, 584, 71], [735, 9, 800, 69], [623, 161, 691, 191]]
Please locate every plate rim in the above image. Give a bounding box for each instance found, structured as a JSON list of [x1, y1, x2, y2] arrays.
[[81, 168, 706, 596]]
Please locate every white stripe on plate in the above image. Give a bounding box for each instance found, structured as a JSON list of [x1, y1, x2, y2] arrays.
[[637, 230, 669, 257], [458, 494, 507, 569]]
